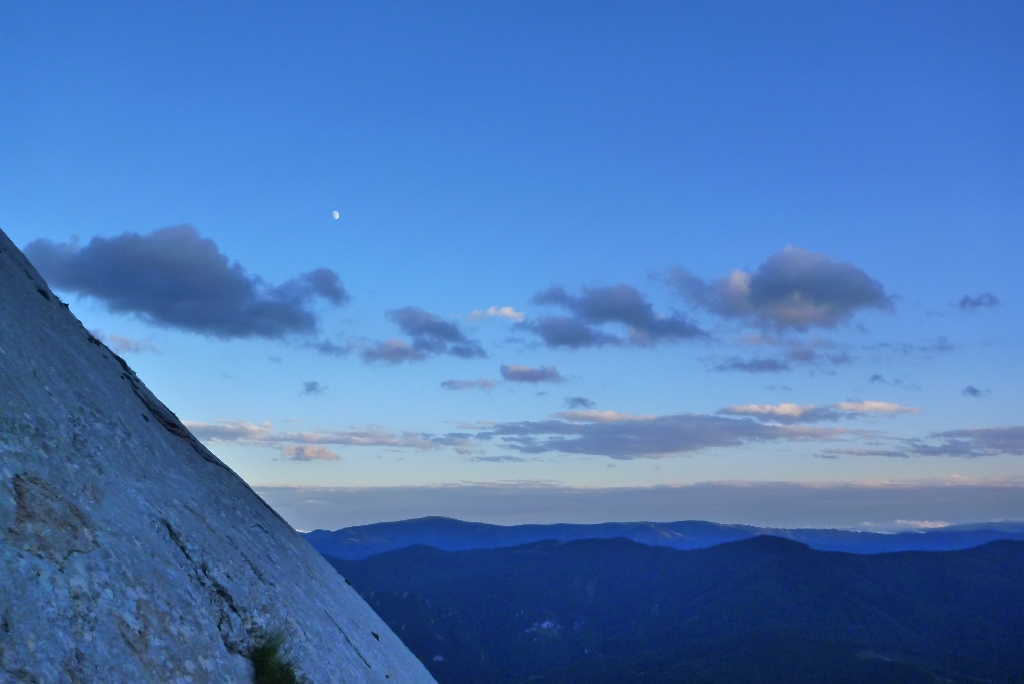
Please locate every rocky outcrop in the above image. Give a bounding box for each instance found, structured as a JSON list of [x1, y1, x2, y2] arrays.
[[0, 228, 437, 684]]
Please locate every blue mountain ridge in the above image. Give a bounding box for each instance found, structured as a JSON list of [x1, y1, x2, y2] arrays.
[[302, 516, 1024, 559], [326, 536, 1024, 684]]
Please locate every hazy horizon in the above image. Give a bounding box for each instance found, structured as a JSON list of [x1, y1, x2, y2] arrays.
[[256, 479, 1024, 532]]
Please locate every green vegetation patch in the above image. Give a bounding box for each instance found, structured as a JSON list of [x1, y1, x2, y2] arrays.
[[250, 631, 298, 684]]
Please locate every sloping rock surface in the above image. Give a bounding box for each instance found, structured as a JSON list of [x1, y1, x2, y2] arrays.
[[0, 228, 436, 684]]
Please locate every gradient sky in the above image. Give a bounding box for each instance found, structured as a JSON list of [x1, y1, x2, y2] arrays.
[[3, 1, 1022, 529]]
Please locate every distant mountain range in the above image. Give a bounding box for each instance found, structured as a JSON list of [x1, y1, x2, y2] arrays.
[[326, 537, 1024, 684], [302, 516, 1024, 559]]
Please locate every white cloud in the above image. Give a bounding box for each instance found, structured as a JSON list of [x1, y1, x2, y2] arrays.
[[280, 445, 340, 461], [183, 420, 274, 442], [834, 400, 918, 414], [720, 403, 815, 420], [90, 329, 159, 354], [276, 428, 439, 450], [552, 410, 652, 423], [468, 305, 525, 322], [720, 400, 919, 423]]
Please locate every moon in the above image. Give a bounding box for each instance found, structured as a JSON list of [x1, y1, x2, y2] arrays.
[[332, 210, 340, 220]]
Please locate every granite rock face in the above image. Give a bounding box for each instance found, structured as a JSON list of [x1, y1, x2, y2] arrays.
[[0, 228, 437, 684]]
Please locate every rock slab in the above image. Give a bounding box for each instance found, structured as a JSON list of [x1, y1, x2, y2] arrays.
[[0, 228, 437, 684]]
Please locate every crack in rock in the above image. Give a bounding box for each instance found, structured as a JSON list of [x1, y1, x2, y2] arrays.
[[161, 519, 250, 654], [118, 367, 231, 473], [323, 609, 373, 670]]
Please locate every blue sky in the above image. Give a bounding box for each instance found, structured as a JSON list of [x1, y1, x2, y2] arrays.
[[3, 1, 1022, 529]]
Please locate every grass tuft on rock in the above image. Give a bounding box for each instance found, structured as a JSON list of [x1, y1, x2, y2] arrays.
[[251, 631, 298, 684]]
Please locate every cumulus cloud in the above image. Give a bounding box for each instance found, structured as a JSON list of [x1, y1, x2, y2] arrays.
[[474, 411, 844, 459], [26, 226, 348, 339], [440, 379, 497, 391], [564, 396, 596, 409], [517, 316, 621, 349], [362, 307, 486, 363], [958, 292, 999, 311], [671, 246, 893, 330], [500, 364, 565, 383], [468, 306, 525, 322], [520, 284, 704, 348], [302, 381, 326, 395], [720, 400, 918, 424], [280, 445, 340, 461]]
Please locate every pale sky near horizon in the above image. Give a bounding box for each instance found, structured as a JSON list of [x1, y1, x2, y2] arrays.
[[3, 1, 1022, 529]]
